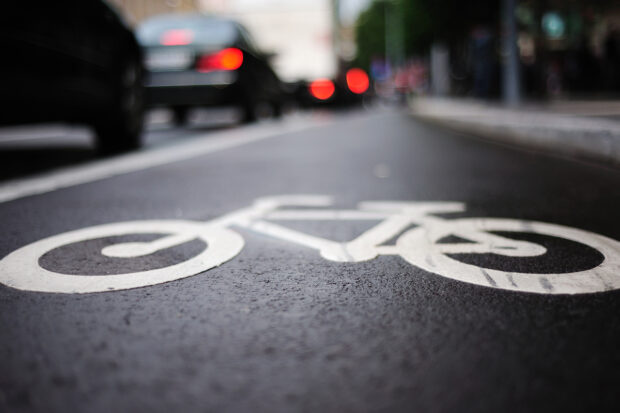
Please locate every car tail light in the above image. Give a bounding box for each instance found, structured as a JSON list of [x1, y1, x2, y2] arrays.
[[346, 68, 369, 94], [196, 48, 244, 72], [160, 29, 194, 46], [309, 79, 335, 100]]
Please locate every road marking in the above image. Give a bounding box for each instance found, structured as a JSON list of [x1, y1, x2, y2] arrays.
[[0, 220, 244, 293], [0, 124, 91, 143], [397, 218, 620, 294], [2, 195, 620, 294], [0, 118, 329, 204]]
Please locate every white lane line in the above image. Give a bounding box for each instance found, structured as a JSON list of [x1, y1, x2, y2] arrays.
[[0, 124, 90, 143], [0, 118, 327, 204]]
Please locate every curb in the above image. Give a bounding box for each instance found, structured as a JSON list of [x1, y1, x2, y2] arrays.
[[409, 99, 620, 168]]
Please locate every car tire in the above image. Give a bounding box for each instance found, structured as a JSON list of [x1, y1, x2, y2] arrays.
[[241, 99, 258, 124], [95, 58, 145, 155], [272, 100, 283, 119], [172, 107, 189, 126]]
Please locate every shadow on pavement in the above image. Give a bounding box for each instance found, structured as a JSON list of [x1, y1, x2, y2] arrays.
[[0, 110, 241, 183], [0, 146, 97, 182]]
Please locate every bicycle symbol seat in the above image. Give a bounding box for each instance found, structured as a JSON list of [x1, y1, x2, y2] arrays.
[[1, 195, 619, 295]]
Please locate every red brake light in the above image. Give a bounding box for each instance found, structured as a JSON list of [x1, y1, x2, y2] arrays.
[[196, 48, 244, 73], [309, 79, 335, 100], [218, 48, 244, 70], [160, 29, 194, 46], [346, 68, 369, 94]]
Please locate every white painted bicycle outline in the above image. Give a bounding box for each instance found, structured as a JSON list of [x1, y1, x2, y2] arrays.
[[1, 195, 619, 295]]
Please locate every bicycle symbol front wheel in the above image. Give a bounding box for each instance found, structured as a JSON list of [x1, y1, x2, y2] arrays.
[[0, 220, 244, 293], [396, 218, 620, 294]]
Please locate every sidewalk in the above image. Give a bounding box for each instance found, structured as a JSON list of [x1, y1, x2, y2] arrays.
[[409, 98, 620, 167]]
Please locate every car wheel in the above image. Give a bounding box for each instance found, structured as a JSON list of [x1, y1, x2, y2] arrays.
[[241, 99, 258, 124], [95, 58, 145, 155], [272, 100, 283, 119], [172, 106, 189, 126]]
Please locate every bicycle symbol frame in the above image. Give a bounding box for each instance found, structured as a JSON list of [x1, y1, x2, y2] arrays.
[[1, 195, 619, 295]]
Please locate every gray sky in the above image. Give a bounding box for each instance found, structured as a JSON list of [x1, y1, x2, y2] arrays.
[[213, 0, 372, 24], [340, 0, 372, 24]]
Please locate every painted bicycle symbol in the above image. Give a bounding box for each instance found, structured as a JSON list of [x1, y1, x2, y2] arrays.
[[1, 195, 619, 295]]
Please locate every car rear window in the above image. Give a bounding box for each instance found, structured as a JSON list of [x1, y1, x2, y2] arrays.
[[137, 15, 237, 47]]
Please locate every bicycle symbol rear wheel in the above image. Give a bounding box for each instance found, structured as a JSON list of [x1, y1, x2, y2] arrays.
[[396, 218, 620, 294], [0, 220, 244, 293]]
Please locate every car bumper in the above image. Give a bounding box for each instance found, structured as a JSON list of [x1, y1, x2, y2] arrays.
[[145, 70, 240, 107]]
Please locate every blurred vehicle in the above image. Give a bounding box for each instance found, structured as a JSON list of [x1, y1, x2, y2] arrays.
[[295, 68, 371, 107], [136, 14, 284, 124], [214, 0, 339, 107], [0, 1, 145, 154]]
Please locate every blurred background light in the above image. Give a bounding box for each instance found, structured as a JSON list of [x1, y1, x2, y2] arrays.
[[309, 79, 335, 100], [160, 29, 194, 45], [542, 12, 565, 39], [346, 68, 369, 94]]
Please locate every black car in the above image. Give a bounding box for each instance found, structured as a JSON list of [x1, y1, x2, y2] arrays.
[[136, 14, 284, 124], [0, 1, 145, 154]]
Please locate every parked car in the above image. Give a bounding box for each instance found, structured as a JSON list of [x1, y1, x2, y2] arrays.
[[0, 1, 145, 154], [136, 14, 284, 124]]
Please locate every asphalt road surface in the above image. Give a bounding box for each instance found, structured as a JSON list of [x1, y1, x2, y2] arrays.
[[1, 108, 620, 412]]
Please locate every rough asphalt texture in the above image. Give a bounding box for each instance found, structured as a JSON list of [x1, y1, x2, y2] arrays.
[[1, 110, 620, 412]]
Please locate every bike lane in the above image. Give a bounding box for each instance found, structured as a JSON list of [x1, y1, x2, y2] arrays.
[[1, 110, 620, 412]]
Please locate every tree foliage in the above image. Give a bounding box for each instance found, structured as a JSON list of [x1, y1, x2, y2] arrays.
[[354, 0, 499, 71], [353, 1, 388, 71]]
